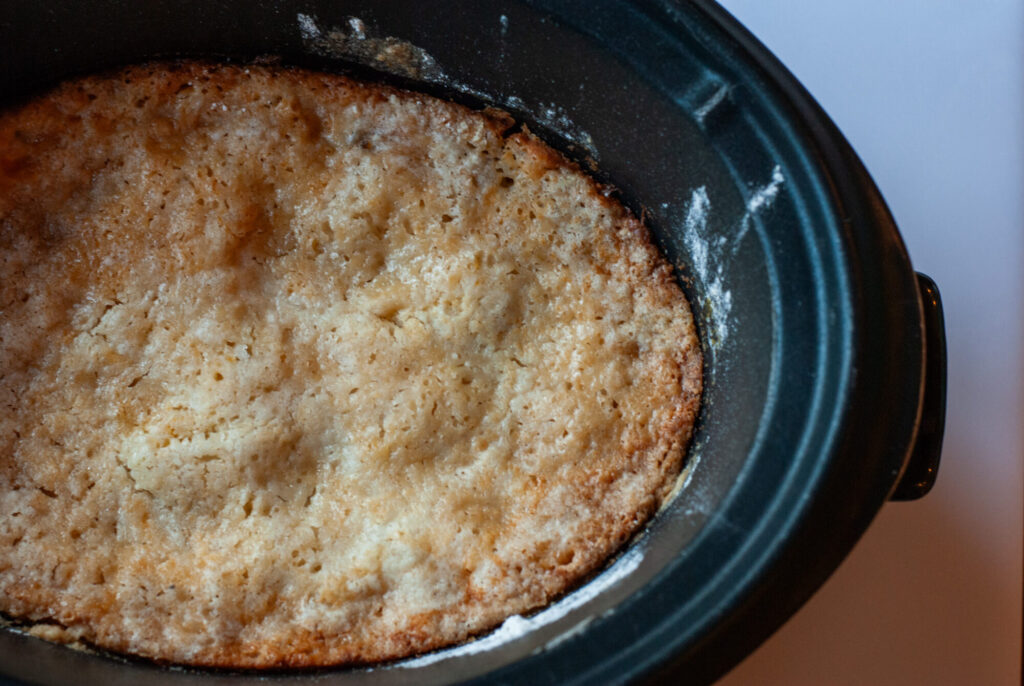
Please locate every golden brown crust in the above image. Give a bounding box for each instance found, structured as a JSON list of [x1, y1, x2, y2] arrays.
[[0, 62, 702, 667]]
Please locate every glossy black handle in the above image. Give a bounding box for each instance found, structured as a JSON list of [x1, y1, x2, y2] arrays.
[[890, 273, 947, 500]]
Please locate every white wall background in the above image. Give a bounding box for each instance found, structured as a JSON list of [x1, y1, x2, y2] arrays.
[[715, 2, 1023, 684]]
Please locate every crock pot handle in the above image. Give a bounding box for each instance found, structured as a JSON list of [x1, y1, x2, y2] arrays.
[[890, 273, 947, 500]]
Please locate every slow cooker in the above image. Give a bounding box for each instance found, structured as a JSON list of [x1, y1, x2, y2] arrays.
[[0, 1, 947, 683]]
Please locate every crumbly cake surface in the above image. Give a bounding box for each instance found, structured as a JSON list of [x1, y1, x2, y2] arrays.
[[0, 63, 702, 667]]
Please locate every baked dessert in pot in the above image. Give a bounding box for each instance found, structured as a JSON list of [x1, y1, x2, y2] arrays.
[[0, 62, 702, 667]]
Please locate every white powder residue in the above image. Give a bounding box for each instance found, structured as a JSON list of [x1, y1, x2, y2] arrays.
[[534, 102, 598, 160], [297, 13, 320, 40], [676, 165, 786, 348], [734, 164, 784, 249], [347, 16, 367, 40], [684, 188, 711, 278], [504, 94, 527, 110], [394, 545, 644, 669], [497, 14, 510, 67], [683, 187, 732, 346]]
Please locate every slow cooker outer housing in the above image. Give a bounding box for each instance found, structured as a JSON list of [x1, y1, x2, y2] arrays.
[[0, 0, 946, 684]]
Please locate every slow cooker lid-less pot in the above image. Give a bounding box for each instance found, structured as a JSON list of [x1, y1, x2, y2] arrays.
[[0, 1, 945, 685]]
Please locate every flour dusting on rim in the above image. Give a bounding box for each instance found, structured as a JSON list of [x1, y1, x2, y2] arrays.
[[682, 186, 732, 347], [734, 165, 784, 250], [676, 164, 786, 350], [297, 13, 320, 41]]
